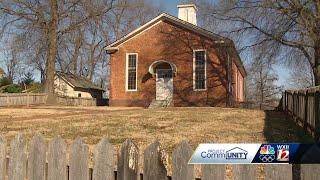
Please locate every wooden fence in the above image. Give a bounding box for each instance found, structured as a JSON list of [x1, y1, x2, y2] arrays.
[[0, 93, 47, 107], [0, 134, 319, 180], [281, 87, 320, 140], [56, 95, 97, 106], [0, 93, 105, 107]]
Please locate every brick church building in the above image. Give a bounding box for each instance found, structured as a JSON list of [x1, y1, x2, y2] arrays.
[[105, 4, 246, 107]]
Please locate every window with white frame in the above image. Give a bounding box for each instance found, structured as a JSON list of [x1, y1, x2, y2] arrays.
[[193, 50, 206, 90], [126, 53, 137, 91]]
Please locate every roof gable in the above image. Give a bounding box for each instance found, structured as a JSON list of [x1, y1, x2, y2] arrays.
[[105, 13, 228, 49], [105, 13, 246, 76]]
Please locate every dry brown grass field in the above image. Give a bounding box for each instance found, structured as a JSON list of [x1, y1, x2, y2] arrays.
[[0, 106, 314, 179]]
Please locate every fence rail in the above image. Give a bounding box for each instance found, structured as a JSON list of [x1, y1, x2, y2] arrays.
[[56, 95, 97, 106], [0, 134, 319, 180], [281, 87, 320, 140], [0, 93, 103, 107], [0, 93, 47, 107]]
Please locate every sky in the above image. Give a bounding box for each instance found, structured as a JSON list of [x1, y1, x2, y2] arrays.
[[0, 0, 289, 88]]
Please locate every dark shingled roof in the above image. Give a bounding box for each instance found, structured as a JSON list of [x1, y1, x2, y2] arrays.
[[56, 72, 104, 91]]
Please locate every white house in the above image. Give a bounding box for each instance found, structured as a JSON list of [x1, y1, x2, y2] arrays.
[[54, 72, 104, 99]]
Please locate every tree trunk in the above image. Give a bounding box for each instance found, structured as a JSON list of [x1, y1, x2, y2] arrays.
[[72, 31, 82, 74], [45, 0, 58, 103], [88, 53, 96, 81], [40, 69, 45, 84]]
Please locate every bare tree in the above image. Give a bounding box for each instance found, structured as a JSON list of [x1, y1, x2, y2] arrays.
[[246, 46, 283, 109], [105, 0, 161, 39], [3, 49, 18, 82], [55, 0, 160, 89], [2, 38, 22, 82], [1, 0, 161, 98], [0, 0, 115, 98], [199, 0, 320, 86], [288, 62, 314, 89]]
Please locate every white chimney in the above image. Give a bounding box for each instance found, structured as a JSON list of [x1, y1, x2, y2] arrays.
[[177, 4, 198, 25]]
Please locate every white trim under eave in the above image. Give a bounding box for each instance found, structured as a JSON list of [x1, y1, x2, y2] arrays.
[[193, 49, 207, 91], [125, 53, 138, 92], [105, 47, 119, 54]]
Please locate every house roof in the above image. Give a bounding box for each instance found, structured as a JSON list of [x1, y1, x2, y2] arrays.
[[105, 13, 246, 76], [56, 72, 104, 91], [105, 13, 227, 48]]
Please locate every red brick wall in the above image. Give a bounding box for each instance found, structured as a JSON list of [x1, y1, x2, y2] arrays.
[[109, 20, 240, 107], [232, 60, 245, 103]]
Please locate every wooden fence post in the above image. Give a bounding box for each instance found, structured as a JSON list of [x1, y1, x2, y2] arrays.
[[265, 164, 292, 180], [117, 139, 139, 180], [304, 91, 308, 131], [296, 91, 299, 121], [300, 164, 320, 179], [172, 141, 194, 180], [281, 92, 284, 111], [93, 138, 114, 180], [293, 92, 296, 121], [8, 134, 27, 180], [28, 134, 46, 180], [48, 137, 67, 180], [315, 91, 320, 141], [0, 136, 6, 180], [69, 137, 89, 180], [232, 165, 256, 180], [6, 94, 9, 107], [202, 164, 225, 180], [27, 94, 29, 107], [143, 141, 167, 180], [285, 91, 288, 113]]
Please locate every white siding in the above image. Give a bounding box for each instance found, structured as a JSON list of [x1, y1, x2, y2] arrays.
[[54, 76, 93, 98]]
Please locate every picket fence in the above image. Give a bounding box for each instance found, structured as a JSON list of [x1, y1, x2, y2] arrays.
[[0, 93, 47, 107], [281, 87, 320, 140], [0, 93, 100, 107], [0, 134, 319, 180]]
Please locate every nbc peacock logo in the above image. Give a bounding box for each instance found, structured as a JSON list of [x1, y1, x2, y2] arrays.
[[259, 145, 276, 163], [260, 145, 275, 155]]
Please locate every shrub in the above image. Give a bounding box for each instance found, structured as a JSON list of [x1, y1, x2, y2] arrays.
[[2, 84, 22, 93], [27, 83, 44, 93], [0, 77, 12, 87]]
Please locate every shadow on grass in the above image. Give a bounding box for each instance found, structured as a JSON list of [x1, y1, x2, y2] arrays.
[[263, 110, 315, 180], [263, 110, 314, 143]]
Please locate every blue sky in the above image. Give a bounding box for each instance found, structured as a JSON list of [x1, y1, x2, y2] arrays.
[[151, 0, 178, 14], [0, 0, 289, 88]]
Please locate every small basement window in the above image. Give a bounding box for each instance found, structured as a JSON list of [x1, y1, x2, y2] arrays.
[[78, 93, 81, 97]]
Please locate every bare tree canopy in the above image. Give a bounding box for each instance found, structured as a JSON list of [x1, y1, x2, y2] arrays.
[[0, 0, 115, 97], [246, 44, 283, 109], [199, 0, 320, 86], [0, 0, 160, 98]]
